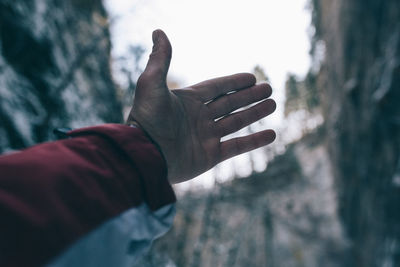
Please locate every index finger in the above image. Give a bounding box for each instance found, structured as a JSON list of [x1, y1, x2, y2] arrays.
[[191, 73, 256, 102]]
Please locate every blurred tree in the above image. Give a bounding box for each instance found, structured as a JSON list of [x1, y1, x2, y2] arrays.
[[115, 44, 145, 94], [253, 65, 270, 83], [113, 44, 145, 119], [284, 72, 320, 117]]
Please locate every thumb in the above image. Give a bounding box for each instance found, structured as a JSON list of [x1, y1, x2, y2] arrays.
[[140, 29, 172, 89]]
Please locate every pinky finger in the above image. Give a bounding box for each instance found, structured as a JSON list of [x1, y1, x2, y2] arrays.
[[219, 129, 276, 162]]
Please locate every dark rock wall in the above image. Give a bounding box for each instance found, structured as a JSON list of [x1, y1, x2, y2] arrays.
[[139, 0, 400, 266], [312, 0, 400, 265], [0, 0, 122, 152], [2, 0, 398, 266]]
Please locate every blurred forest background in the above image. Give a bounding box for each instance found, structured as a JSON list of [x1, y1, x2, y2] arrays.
[[0, 0, 399, 266]]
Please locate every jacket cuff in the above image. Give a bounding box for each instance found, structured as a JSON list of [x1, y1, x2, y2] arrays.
[[67, 124, 175, 211]]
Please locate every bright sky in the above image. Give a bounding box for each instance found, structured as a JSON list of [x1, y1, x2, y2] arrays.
[[106, 0, 311, 124], [105, 0, 312, 190]]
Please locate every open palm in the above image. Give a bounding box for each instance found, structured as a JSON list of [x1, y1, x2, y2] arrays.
[[128, 30, 276, 184]]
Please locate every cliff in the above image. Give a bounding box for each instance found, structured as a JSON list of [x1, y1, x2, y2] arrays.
[[1, 1, 398, 266], [312, 0, 400, 265], [135, 0, 400, 266], [0, 0, 122, 152]]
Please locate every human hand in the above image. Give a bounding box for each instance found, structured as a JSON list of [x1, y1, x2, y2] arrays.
[[127, 30, 276, 184]]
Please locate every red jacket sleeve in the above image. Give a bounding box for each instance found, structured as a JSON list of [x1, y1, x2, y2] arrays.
[[0, 124, 175, 267]]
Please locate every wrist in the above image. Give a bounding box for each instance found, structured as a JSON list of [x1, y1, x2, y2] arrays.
[[126, 120, 142, 131], [126, 119, 172, 182], [126, 119, 162, 152]]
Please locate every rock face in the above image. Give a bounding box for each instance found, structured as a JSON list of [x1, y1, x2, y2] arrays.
[[312, 0, 400, 266], [1, 1, 398, 266], [135, 129, 349, 267], [137, 0, 400, 266], [0, 0, 122, 152]]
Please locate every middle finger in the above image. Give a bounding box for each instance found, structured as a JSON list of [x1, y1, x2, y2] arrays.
[[207, 83, 272, 119]]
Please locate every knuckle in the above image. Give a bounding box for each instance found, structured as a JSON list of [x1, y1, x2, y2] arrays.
[[235, 113, 246, 129], [216, 123, 226, 137], [226, 95, 235, 112]]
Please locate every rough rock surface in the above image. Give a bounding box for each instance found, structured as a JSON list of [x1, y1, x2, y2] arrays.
[[0, 0, 122, 152], [136, 0, 400, 265], [312, 0, 400, 265]]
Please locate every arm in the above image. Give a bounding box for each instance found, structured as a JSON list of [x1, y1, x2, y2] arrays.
[[0, 124, 175, 266], [0, 29, 276, 266]]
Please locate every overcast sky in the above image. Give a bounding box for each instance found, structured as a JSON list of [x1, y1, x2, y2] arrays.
[[106, 0, 311, 124]]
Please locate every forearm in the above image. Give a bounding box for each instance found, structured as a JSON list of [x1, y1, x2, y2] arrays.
[[0, 124, 175, 266]]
